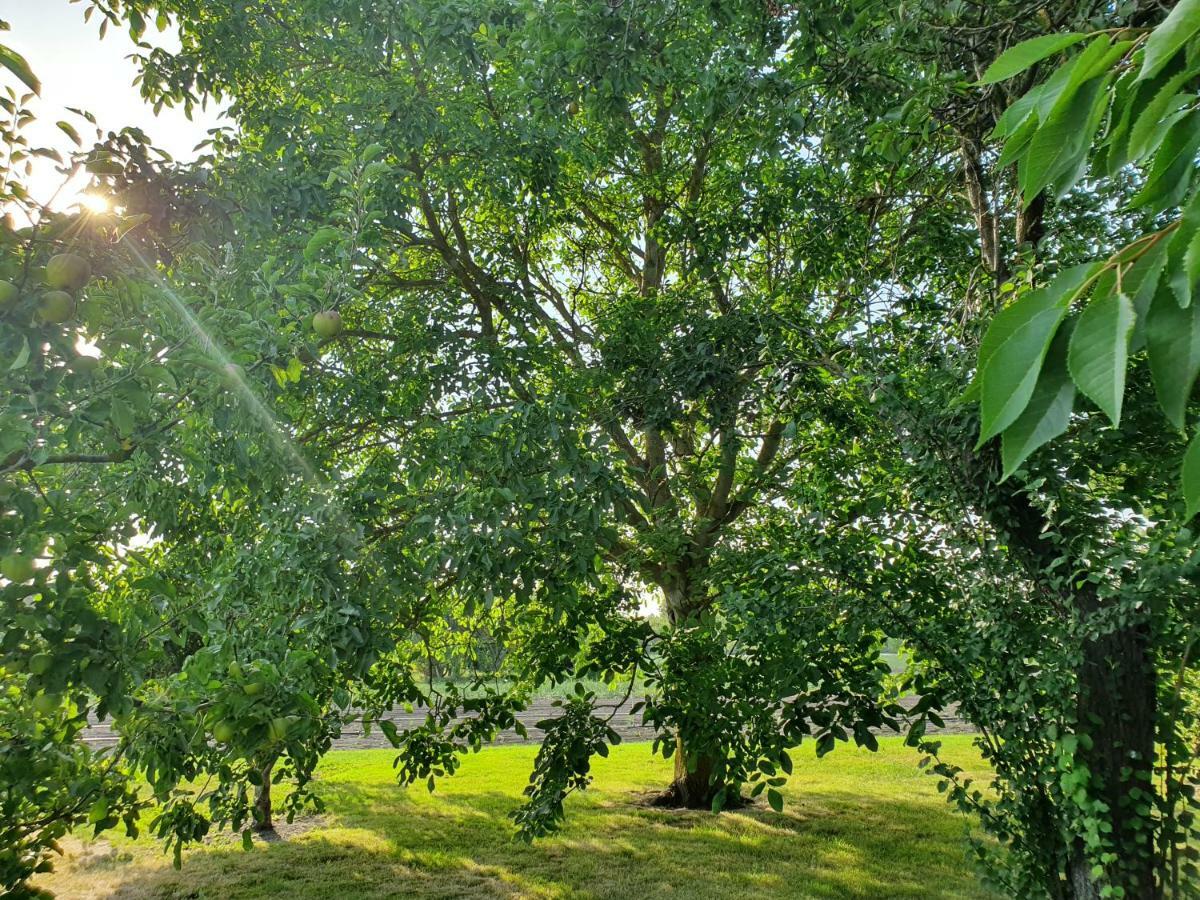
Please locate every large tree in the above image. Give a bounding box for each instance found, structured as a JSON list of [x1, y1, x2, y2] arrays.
[[92, 0, 901, 815]]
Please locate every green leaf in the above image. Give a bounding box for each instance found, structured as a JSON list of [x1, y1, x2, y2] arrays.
[[0, 43, 40, 95], [304, 227, 340, 261], [1182, 427, 1200, 518], [1140, 0, 1200, 81], [1068, 288, 1135, 425], [110, 398, 136, 437], [1147, 284, 1200, 430], [1127, 67, 1199, 162], [767, 788, 784, 813], [8, 336, 30, 371], [1001, 324, 1075, 479], [978, 33, 1089, 84], [1020, 74, 1105, 203], [56, 120, 81, 146], [1131, 112, 1200, 212], [976, 264, 1095, 446]]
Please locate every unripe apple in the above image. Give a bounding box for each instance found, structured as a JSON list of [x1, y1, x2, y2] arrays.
[[44, 253, 91, 292], [312, 310, 343, 339], [0, 280, 18, 308], [28, 652, 53, 675], [38, 291, 75, 324], [32, 692, 60, 715], [1, 553, 35, 583], [243, 680, 265, 697], [228, 660, 244, 680], [268, 717, 289, 742], [69, 355, 101, 375], [213, 720, 237, 744]]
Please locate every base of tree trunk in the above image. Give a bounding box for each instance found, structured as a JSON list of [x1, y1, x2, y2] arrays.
[[253, 758, 276, 831], [646, 740, 732, 810]]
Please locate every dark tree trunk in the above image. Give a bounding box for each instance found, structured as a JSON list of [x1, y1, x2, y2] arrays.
[[253, 757, 276, 832], [1067, 610, 1157, 899], [980, 476, 1159, 899]]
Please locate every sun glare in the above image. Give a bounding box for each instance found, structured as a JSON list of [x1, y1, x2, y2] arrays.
[[78, 193, 111, 214]]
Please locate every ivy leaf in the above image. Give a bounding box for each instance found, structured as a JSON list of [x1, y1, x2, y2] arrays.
[[978, 33, 1089, 84], [1140, 0, 1200, 81], [1182, 427, 1200, 519], [0, 44, 40, 95], [1001, 324, 1075, 479], [976, 264, 1095, 447], [1068, 288, 1135, 426], [1146, 284, 1200, 430]]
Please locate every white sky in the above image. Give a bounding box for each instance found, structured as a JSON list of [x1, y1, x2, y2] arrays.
[[2, 0, 224, 209]]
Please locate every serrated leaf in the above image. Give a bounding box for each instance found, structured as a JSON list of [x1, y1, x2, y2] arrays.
[[1020, 74, 1106, 204], [1127, 67, 1199, 162], [1140, 0, 1200, 81], [979, 32, 1089, 84], [1001, 324, 1075, 479], [1182, 428, 1200, 518], [1147, 284, 1200, 430], [1131, 111, 1200, 212], [976, 264, 1095, 446], [1068, 288, 1135, 425]]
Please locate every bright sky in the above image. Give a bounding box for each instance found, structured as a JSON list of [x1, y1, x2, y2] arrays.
[[2, 0, 224, 210]]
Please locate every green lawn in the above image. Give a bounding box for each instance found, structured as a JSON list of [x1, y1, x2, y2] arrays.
[[37, 735, 996, 899]]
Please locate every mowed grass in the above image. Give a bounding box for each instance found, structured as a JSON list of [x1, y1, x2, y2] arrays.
[[37, 735, 997, 899]]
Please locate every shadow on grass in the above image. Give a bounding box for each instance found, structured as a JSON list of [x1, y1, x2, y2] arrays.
[[80, 776, 996, 900]]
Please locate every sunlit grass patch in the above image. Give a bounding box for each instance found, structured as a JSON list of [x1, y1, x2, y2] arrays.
[[37, 735, 997, 899]]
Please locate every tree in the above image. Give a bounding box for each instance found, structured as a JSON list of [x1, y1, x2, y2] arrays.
[[94, 0, 901, 819], [775, 2, 1200, 896]]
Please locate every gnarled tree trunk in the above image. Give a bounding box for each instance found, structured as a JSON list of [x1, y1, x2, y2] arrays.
[[253, 756, 276, 832]]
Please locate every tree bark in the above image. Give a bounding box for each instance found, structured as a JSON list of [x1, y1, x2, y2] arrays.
[[659, 576, 723, 809], [253, 757, 276, 832], [669, 737, 720, 809], [1067, 610, 1157, 899], [979, 476, 1158, 899]]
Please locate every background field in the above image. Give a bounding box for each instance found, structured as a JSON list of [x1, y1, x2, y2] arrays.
[[37, 735, 996, 900]]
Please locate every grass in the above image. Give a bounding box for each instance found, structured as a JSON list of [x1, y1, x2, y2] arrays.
[[36, 735, 996, 900]]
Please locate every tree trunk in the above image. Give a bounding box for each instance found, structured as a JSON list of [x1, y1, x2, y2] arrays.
[[1067, 610, 1157, 900], [978, 476, 1158, 899], [658, 575, 724, 809], [253, 757, 276, 832], [668, 736, 720, 809]]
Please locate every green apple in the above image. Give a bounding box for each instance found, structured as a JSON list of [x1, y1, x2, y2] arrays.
[[1, 553, 35, 583], [32, 693, 60, 716], [213, 720, 237, 744], [268, 717, 289, 742], [44, 253, 91, 292], [38, 291, 75, 324], [28, 653, 53, 675], [312, 310, 342, 339], [242, 680, 265, 697], [227, 660, 244, 680], [0, 280, 18, 308], [69, 355, 101, 375]]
